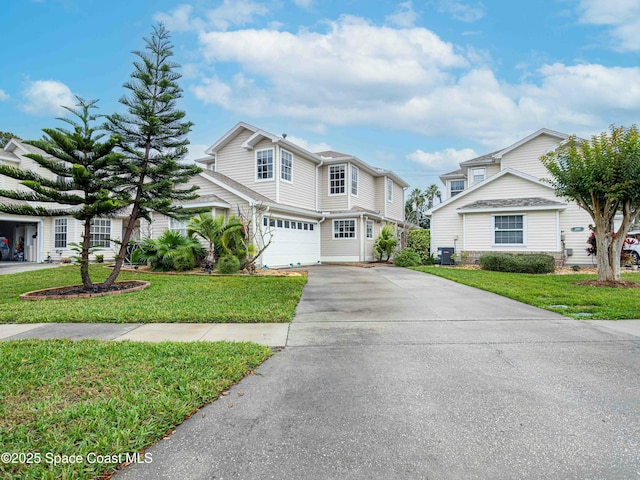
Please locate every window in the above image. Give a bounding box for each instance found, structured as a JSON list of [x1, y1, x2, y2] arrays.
[[351, 165, 359, 196], [450, 180, 465, 197], [366, 220, 374, 239], [54, 218, 68, 249], [281, 150, 293, 182], [472, 168, 485, 184], [386, 178, 393, 202], [256, 149, 274, 180], [169, 217, 189, 236], [329, 165, 346, 195], [90, 218, 111, 248], [333, 219, 356, 239], [494, 215, 525, 245]]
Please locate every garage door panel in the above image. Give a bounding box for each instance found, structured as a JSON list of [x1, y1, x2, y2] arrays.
[[261, 219, 319, 267]]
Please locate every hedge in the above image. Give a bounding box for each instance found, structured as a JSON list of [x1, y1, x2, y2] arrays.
[[394, 248, 422, 267], [478, 253, 555, 274]]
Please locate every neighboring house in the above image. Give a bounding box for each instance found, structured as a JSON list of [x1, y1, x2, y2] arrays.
[[427, 129, 593, 266], [144, 122, 411, 267], [0, 139, 124, 262]]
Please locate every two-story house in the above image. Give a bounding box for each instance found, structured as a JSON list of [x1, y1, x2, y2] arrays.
[[145, 122, 411, 267], [0, 139, 125, 263], [427, 128, 594, 266]]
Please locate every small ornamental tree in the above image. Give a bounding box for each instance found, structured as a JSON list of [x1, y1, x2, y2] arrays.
[[0, 97, 127, 290], [103, 23, 202, 288], [374, 224, 398, 261], [541, 125, 640, 283]]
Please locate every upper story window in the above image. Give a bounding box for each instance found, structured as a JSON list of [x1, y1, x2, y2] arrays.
[[493, 215, 525, 245], [351, 165, 359, 196], [256, 149, 274, 180], [54, 218, 68, 249], [90, 218, 111, 248], [329, 164, 346, 195], [386, 178, 393, 203], [281, 150, 293, 182], [472, 168, 486, 184], [450, 180, 465, 197]]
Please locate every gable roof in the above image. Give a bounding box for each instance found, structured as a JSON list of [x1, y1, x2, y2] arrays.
[[457, 197, 566, 213], [428, 168, 555, 215], [200, 171, 272, 204]]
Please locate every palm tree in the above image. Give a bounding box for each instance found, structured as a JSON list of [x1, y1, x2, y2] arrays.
[[187, 213, 226, 268], [406, 188, 426, 225], [424, 184, 442, 209]]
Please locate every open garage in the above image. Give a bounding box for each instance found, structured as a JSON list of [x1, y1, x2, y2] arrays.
[[0, 218, 41, 262]]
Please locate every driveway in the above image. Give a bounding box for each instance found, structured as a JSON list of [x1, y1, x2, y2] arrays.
[[117, 265, 640, 479]]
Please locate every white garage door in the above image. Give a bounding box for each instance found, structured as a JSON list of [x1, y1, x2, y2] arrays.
[[260, 217, 320, 267]]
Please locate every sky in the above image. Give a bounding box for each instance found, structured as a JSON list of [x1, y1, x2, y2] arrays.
[[1, 0, 639, 192]]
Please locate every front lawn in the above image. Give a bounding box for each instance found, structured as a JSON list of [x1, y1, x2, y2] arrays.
[[0, 265, 306, 323], [413, 266, 640, 320], [0, 339, 271, 480]]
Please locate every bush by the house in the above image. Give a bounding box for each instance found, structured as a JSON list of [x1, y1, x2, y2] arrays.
[[132, 231, 205, 272], [217, 254, 241, 274], [479, 253, 555, 274], [393, 248, 422, 267], [374, 225, 398, 261], [407, 229, 431, 264]]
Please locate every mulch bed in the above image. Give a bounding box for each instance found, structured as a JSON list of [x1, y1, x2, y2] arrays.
[[20, 281, 150, 300]]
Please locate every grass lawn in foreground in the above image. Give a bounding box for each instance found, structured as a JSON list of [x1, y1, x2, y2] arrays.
[[0, 339, 271, 480], [413, 266, 640, 320], [0, 265, 306, 323]]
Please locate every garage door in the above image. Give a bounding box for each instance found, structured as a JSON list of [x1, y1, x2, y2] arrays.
[[260, 217, 320, 267]]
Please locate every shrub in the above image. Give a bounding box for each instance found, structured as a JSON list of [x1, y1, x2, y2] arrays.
[[132, 230, 204, 272], [374, 225, 398, 261], [217, 254, 240, 274], [407, 229, 431, 264], [394, 248, 421, 267], [479, 253, 555, 274]]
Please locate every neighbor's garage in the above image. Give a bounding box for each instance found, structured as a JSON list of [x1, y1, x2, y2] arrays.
[[0, 218, 40, 261], [260, 216, 320, 267]]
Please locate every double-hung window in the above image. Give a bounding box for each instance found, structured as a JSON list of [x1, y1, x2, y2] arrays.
[[333, 219, 356, 239], [493, 215, 525, 245], [329, 165, 346, 195], [256, 149, 274, 180], [450, 180, 465, 197], [386, 178, 393, 203], [90, 218, 111, 248], [366, 220, 374, 239], [351, 165, 358, 196], [54, 218, 68, 249], [281, 150, 293, 182], [472, 168, 485, 184]]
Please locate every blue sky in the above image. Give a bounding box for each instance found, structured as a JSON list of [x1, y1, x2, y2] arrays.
[[1, 0, 639, 191]]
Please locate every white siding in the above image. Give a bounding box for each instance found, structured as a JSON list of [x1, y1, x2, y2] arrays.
[[319, 165, 348, 211], [500, 133, 561, 179], [559, 204, 594, 265], [352, 169, 376, 211], [278, 151, 316, 210]]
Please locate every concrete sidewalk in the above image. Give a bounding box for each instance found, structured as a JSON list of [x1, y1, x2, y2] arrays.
[[0, 322, 289, 347]]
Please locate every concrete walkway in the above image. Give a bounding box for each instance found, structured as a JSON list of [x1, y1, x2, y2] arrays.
[[111, 265, 640, 480], [0, 322, 289, 347]]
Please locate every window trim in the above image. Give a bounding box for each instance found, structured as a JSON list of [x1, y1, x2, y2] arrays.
[[350, 165, 359, 197], [256, 148, 274, 181], [472, 168, 486, 184], [329, 164, 346, 196], [333, 219, 357, 239], [386, 178, 393, 203], [280, 149, 293, 183], [54, 218, 68, 249], [366, 220, 374, 239], [492, 214, 526, 246], [169, 217, 189, 237]]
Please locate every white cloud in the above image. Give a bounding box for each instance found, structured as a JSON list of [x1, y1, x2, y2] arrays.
[[386, 1, 418, 28], [408, 147, 477, 173], [20, 80, 75, 116], [437, 1, 486, 23], [154, 4, 201, 32], [205, 0, 269, 30], [285, 135, 332, 153], [578, 0, 640, 51], [0, 89, 9, 101]]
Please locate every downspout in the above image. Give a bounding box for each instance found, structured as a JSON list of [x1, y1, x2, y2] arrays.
[[318, 216, 326, 264], [347, 162, 352, 211], [275, 144, 280, 204]]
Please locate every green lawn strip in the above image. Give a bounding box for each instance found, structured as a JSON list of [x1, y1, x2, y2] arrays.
[[0, 265, 306, 323], [0, 339, 272, 480], [412, 266, 640, 320]]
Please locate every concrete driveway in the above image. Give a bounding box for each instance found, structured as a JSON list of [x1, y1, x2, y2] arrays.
[[117, 265, 640, 479]]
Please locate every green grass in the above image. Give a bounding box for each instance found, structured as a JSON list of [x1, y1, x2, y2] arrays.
[[0, 339, 272, 480], [413, 266, 640, 320], [0, 265, 306, 323]]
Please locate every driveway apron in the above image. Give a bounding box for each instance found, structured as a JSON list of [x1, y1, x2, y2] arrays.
[[117, 265, 640, 480]]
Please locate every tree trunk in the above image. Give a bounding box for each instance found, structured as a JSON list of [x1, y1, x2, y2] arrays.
[[102, 204, 139, 289], [80, 219, 93, 290]]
